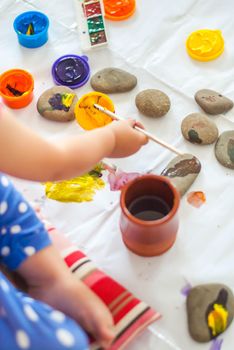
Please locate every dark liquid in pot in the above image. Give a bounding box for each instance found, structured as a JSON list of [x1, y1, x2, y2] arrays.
[[128, 195, 171, 221]]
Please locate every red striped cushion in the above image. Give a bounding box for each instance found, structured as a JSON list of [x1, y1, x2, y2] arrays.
[[37, 211, 161, 349]]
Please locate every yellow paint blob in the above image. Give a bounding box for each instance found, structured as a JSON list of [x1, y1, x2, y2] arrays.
[[44, 166, 105, 202], [207, 303, 228, 336], [186, 29, 224, 61], [61, 93, 75, 109], [75, 91, 114, 130]]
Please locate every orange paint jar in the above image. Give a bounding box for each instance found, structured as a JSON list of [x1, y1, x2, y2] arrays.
[[0, 69, 34, 109], [120, 175, 180, 257], [103, 0, 136, 21]]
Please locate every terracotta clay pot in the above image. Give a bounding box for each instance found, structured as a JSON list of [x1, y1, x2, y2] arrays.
[[120, 174, 180, 257]]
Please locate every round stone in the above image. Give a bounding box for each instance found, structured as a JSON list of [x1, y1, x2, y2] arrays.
[[195, 89, 233, 115], [215, 131, 234, 169], [181, 113, 219, 145], [37, 86, 78, 122], [187, 283, 234, 342], [91, 68, 137, 94], [135, 89, 170, 118]]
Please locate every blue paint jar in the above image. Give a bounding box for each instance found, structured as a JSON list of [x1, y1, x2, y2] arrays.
[[52, 55, 90, 89], [13, 11, 49, 48]]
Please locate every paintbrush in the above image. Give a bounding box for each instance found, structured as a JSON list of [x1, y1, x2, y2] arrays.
[[94, 104, 183, 156]]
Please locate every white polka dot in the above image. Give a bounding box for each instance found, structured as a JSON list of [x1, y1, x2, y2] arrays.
[[0, 201, 8, 215], [56, 328, 75, 347], [50, 310, 65, 323], [1, 246, 10, 256], [0, 279, 10, 292], [1, 227, 7, 235], [23, 304, 38, 322], [10, 225, 21, 234], [16, 330, 30, 349], [1, 176, 9, 187], [18, 202, 28, 214], [24, 246, 36, 256], [23, 296, 34, 303]]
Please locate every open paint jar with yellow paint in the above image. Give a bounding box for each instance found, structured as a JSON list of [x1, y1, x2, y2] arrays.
[[0, 69, 34, 109], [186, 29, 224, 61], [74, 91, 115, 130]]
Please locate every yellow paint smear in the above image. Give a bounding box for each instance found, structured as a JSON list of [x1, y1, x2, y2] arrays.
[[45, 168, 105, 203]]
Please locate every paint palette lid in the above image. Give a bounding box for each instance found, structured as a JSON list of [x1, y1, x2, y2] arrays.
[[52, 54, 90, 89], [103, 0, 136, 21], [75, 91, 114, 130], [186, 29, 224, 61]]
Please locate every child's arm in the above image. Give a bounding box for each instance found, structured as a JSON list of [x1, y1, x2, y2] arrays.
[[17, 245, 115, 349], [0, 108, 147, 182]]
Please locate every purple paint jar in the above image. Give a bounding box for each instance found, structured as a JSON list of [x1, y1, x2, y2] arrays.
[[51, 54, 90, 89]]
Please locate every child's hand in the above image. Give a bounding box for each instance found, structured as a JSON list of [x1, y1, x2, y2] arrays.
[[107, 119, 148, 158]]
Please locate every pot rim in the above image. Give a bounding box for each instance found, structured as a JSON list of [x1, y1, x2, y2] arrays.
[[120, 174, 180, 226]]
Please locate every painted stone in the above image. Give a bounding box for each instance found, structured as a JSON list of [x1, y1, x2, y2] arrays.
[[161, 154, 201, 196], [215, 130, 234, 169], [181, 113, 219, 145], [135, 89, 170, 118], [37, 86, 78, 122], [186, 284, 234, 342], [90, 68, 137, 93], [195, 89, 233, 115]]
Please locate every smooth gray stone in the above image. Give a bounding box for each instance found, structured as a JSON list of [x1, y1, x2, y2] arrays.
[[135, 89, 170, 118], [181, 113, 219, 145], [195, 89, 233, 115], [187, 284, 234, 342], [161, 154, 201, 196], [91, 68, 137, 93], [37, 86, 78, 122], [215, 130, 234, 169]]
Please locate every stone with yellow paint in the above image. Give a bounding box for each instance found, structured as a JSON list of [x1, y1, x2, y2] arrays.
[[186, 284, 234, 342]]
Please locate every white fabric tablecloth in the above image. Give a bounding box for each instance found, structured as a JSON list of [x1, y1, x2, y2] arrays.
[[1, 1, 234, 349]]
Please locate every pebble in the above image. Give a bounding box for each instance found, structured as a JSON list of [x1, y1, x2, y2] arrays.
[[90, 68, 137, 93], [187, 283, 234, 342], [215, 130, 234, 169], [135, 89, 170, 118], [161, 154, 201, 196], [195, 89, 233, 115], [181, 113, 218, 145], [37, 86, 78, 122]]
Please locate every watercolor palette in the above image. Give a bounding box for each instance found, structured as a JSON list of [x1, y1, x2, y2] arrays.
[[74, 0, 108, 51]]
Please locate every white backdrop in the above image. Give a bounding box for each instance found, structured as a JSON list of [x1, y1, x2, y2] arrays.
[[1, 1, 234, 349]]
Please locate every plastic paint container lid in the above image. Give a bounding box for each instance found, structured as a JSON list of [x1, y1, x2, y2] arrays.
[[52, 55, 90, 89], [0, 69, 34, 109], [75, 91, 115, 130], [186, 29, 224, 61], [103, 0, 136, 21], [13, 11, 49, 48]]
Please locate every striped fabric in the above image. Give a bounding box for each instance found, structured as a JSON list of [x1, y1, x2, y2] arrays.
[[37, 209, 161, 350]]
